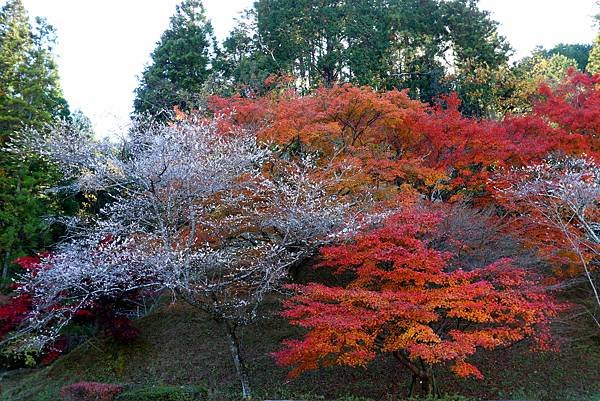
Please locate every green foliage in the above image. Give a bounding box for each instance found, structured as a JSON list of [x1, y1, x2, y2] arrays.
[[587, 33, 600, 74], [0, 343, 38, 369], [541, 43, 592, 71], [451, 62, 518, 118], [405, 396, 472, 401], [454, 42, 593, 117], [0, 1, 69, 133], [33, 387, 63, 401], [218, 0, 509, 108], [518, 50, 579, 84], [116, 385, 207, 401], [211, 10, 277, 96], [489, 49, 581, 115], [134, 0, 215, 118], [248, 0, 392, 89], [0, 0, 71, 279], [69, 109, 94, 136]]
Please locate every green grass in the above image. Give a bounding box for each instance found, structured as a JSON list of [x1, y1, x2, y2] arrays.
[[1, 301, 599, 401]]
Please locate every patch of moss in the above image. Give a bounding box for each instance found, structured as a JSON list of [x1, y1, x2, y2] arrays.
[[116, 385, 207, 401]]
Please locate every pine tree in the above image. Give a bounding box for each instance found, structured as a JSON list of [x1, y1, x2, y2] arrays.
[[0, 0, 70, 280], [134, 0, 215, 118]]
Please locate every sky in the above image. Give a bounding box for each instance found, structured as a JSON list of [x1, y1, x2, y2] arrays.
[[8, 0, 600, 138]]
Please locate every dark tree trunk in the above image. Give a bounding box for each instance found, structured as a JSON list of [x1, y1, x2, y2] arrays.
[[223, 320, 252, 399], [2, 251, 10, 282], [409, 371, 435, 397], [394, 351, 438, 397], [420, 370, 434, 395]]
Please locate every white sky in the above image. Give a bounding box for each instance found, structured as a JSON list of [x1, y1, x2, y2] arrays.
[[6, 0, 600, 137]]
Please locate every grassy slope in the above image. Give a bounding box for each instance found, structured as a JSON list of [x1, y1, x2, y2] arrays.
[[1, 301, 600, 401]]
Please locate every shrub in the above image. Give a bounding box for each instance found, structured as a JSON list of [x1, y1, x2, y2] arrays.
[[105, 316, 141, 343], [60, 381, 124, 401], [332, 397, 472, 401], [406, 396, 473, 401], [115, 385, 207, 401]]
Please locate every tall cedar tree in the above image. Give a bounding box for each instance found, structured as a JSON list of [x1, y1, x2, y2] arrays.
[[134, 0, 216, 118], [0, 0, 70, 279], [218, 0, 509, 115]]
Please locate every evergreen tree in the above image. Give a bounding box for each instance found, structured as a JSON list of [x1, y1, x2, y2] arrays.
[[587, 34, 600, 75], [134, 0, 215, 118], [217, 0, 510, 110], [0, 0, 70, 279], [212, 10, 277, 96], [542, 43, 592, 71], [243, 0, 389, 90]]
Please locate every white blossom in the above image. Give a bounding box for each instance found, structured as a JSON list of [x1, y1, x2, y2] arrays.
[[8, 117, 359, 349], [504, 155, 600, 327]]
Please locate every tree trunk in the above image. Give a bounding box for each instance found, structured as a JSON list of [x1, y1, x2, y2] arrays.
[[224, 320, 252, 399], [393, 352, 437, 398], [418, 364, 436, 396], [420, 371, 434, 395], [2, 250, 10, 282]]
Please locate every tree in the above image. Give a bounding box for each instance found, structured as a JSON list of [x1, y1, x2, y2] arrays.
[[212, 10, 278, 97], [498, 51, 579, 114], [209, 75, 600, 205], [449, 63, 519, 118], [500, 156, 600, 328], [249, 0, 362, 89], [134, 0, 216, 118], [587, 34, 600, 75], [8, 117, 358, 398], [542, 43, 592, 71], [385, 0, 510, 113], [0, 0, 70, 280], [274, 206, 563, 396], [529, 70, 600, 155], [0, 1, 69, 133], [218, 0, 510, 107], [209, 84, 440, 200]]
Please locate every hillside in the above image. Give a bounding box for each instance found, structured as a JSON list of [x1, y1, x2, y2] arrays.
[[2, 301, 600, 401]]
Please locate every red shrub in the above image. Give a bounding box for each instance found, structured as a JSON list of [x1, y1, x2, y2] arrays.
[[0, 294, 32, 338], [60, 382, 123, 401], [107, 316, 140, 343], [39, 337, 68, 365], [0, 255, 44, 339]]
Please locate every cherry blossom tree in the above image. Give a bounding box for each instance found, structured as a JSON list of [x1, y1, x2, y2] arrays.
[[8, 116, 358, 398]]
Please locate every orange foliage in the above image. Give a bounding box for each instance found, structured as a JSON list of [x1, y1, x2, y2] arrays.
[[273, 207, 565, 391], [210, 74, 599, 204]]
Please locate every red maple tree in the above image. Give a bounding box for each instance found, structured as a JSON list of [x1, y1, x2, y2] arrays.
[[208, 73, 599, 205], [274, 206, 565, 396]]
